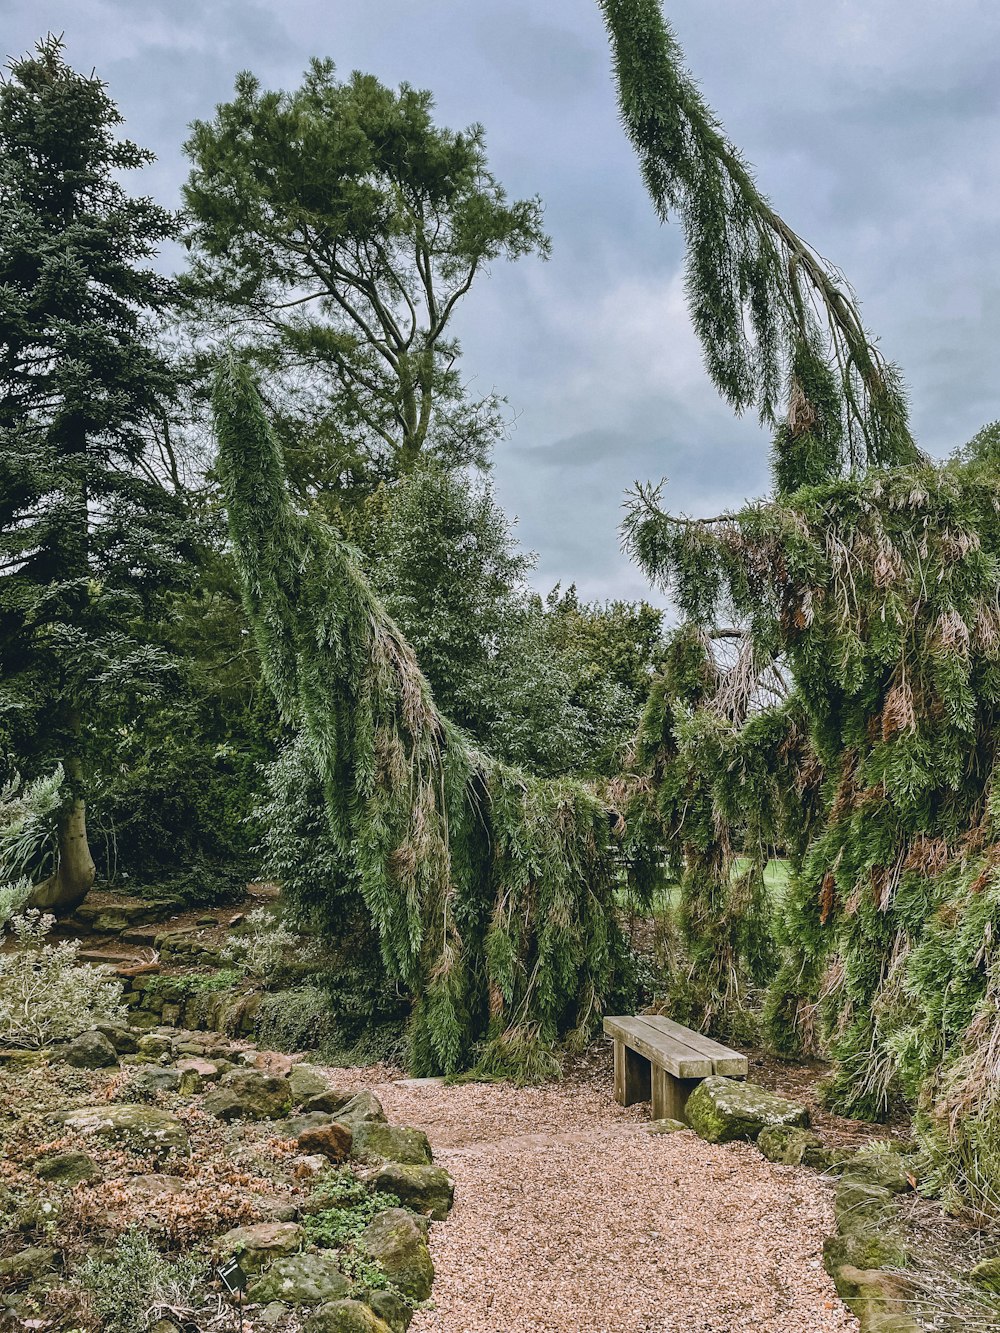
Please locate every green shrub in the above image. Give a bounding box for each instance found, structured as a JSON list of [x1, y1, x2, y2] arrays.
[[303, 1171, 401, 1248], [78, 1229, 208, 1333]]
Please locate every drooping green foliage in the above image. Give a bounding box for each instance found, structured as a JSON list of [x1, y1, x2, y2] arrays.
[[213, 356, 630, 1076], [604, 0, 1000, 1219], [624, 450, 1000, 1218], [599, 0, 916, 480]]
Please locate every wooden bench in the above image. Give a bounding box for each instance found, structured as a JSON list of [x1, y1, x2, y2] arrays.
[[604, 1014, 748, 1123]]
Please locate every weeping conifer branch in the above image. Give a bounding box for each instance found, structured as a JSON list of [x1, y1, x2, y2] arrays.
[[599, 0, 919, 483], [212, 356, 630, 1077]]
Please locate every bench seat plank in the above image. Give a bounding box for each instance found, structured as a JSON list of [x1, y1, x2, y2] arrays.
[[638, 1015, 748, 1078], [603, 1016, 712, 1079]]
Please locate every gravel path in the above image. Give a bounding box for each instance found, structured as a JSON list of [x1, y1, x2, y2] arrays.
[[335, 1062, 858, 1333]]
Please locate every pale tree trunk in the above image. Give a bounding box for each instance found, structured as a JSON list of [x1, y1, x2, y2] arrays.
[[28, 756, 95, 915]]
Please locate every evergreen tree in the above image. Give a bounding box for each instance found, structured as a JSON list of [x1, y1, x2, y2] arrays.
[[184, 61, 550, 502], [0, 36, 185, 910]]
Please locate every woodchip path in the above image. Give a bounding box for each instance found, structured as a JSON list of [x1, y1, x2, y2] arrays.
[[335, 1059, 859, 1333]]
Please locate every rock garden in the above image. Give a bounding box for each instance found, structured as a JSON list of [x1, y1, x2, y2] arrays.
[[0, 1002, 452, 1333]]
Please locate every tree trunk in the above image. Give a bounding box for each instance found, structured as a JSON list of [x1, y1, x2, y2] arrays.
[[28, 793, 95, 915]]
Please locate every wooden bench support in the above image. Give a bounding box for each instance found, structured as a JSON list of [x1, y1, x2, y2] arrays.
[[613, 1038, 651, 1107], [652, 1065, 702, 1122], [604, 1014, 747, 1125]]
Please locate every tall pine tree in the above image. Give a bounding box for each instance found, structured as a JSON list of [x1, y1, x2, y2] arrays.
[[0, 37, 186, 910]]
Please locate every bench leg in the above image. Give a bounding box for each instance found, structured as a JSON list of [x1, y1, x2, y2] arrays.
[[652, 1066, 701, 1123], [613, 1039, 651, 1106]]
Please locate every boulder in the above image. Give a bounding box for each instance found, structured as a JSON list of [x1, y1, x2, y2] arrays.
[[282, 1111, 342, 1136], [119, 1066, 181, 1098], [215, 1221, 304, 1273], [244, 1049, 294, 1077], [306, 1299, 393, 1333], [757, 1125, 823, 1166], [54, 1104, 188, 1154], [842, 1145, 915, 1194], [247, 1252, 350, 1305], [684, 1077, 809, 1144], [289, 1063, 338, 1103], [297, 1123, 353, 1163], [372, 1164, 454, 1220], [203, 1069, 293, 1121], [334, 1091, 387, 1130], [0, 1246, 59, 1287], [833, 1180, 897, 1239], [33, 1150, 100, 1186], [365, 1289, 413, 1333], [95, 1025, 139, 1054], [293, 1154, 331, 1181], [175, 1057, 219, 1094], [970, 1257, 1000, 1293], [823, 1231, 908, 1275], [826, 1265, 921, 1332], [351, 1124, 431, 1166], [305, 1089, 355, 1115], [358, 1207, 433, 1302], [137, 1033, 172, 1058], [63, 1030, 118, 1069]]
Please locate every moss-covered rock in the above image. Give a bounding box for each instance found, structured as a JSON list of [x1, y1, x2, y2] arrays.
[[646, 1118, 687, 1135], [118, 1066, 182, 1098], [54, 1104, 188, 1154], [827, 1265, 921, 1332], [334, 1091, 387, 1130], [247, 1252, 350, 1305], [823, 1230, 908, 1275], [204, 1069, 292, 1121], [305, 1299, 393, 1332], [833, 1180, 897, 1238], [0, 1247, 59, 1287], [757, 1125, 823, 1165], [289, 1064, 340, 1103], [842, 1145, 915, 1194], [970, 1257, 1000, 1293], [214, 1221, 304, 1272], [372, 1164, 453, 1220], [63, 1030, 118, 1069], [358, 1207, 433, 1301], [33, 1150, 100, 1186], [351, 1124, 431, 1165], [685, 1077, 809, 1144], [364, 1288, 413, 1333]]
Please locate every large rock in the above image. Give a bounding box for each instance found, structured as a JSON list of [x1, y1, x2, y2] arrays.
[[365, 1289, 413, 1333], [306, 1300, 393, 1333], [297, 1123, 353, 1163], [372, 1164, 454, 1220], [33, 1150, 100, 1186], [203, 1069, 293, 1121], [63, 1030, 118, 1069], [841, 1144, 915, 1194], [54, 1104, 188, 1154], [289, 1063, 336, 1103], [247, 1252, 350, 1305], [175, 1057, 219, 1094], [351, 1124, 431, 1166], [358, 1207, 433, 1302], [119, 1066, 181, 1099], [334, 1091, 387, 1131], [215, 1221, 303, 1272], [0, 1247, 59, 1287], [757, 1125, 823, 1166], [833, 1180, 897, 1239], [684, 1077, 809, 1144], [826, 1265, 921, 1332], [95, 1025, 139, 1054]]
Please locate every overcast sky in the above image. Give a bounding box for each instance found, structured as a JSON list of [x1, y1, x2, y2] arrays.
[[6, 1, 1000, 603]]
